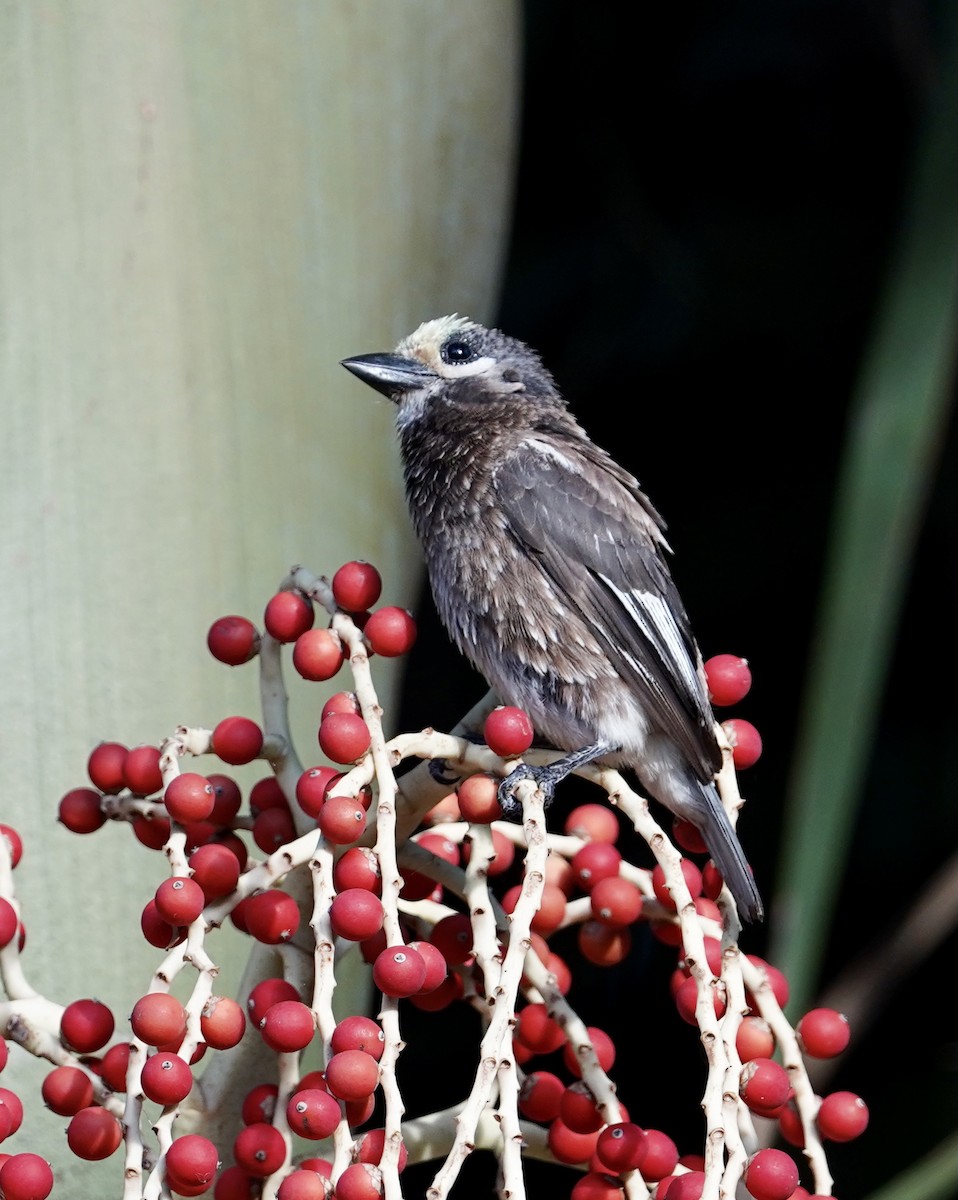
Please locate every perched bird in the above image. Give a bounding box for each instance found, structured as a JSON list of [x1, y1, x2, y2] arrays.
[[341, 316, 763, 923]]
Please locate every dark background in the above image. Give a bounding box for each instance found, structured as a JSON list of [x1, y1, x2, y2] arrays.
[[394, 3, 958, 1196]]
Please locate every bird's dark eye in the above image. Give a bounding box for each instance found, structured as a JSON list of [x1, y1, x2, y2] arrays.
[[441, 339, 477, 365]]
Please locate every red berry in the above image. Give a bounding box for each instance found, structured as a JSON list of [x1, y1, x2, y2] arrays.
[[817, 1090, 869, 1142], [324, 1049, 380, 1101], [243, 890, 301, 945], [796, 1007, 851, 1058], [215, 1164, 262, 1198], [188, 843, 241, 901], [577, 920, 631, 967], [286, 1087, 341, 1139], [319, 712, 371, 764], [596, 1121, 646, 1173], [264, 590, 314, 642], [164, 773, 215, 823], [651, 858, 704, 911], [745, 956, 790, 1010], [87, 741, 128, 793], [429, 913, 474, 967], [233, 1123, 286, 1177], [248, 775, 286, 816], [130, 993, 187, 1047], [662, 1172, 705, 1199], [207, 615, 259, 666], [514, 1003, 565, 1055], [704, 654, 752, 706], [563, 803, 619, 842], [639, 1128, 679, 1181], [570, 1173, 624, 1200], [296, 765, 343, 817], [123, 745, 164, 796], [674, 975, 726, 1025], [155, 876, 206, 926], [406, 940, 448, 994], [722, 718, 763, 769], [251, 805, 297, 854], [334, 1163, 383, 1200], [0, 1088, 22, 1135], [200, 995, 246, 1050], [132, 813, 171, 850], [739, 1058, 791, 1117], [322, 691, 361, 719], [456, 773, 503, 823], [258, 1000, 315, 1053], [562, 1026, 616, 1078], [501, 882, 567, 936], [206, 774, 243, 825], [589, 875, 642, 927], [0, 900, 18, 949], [546, 1117, 599, 1165], [99, 1043, 131, 1092], [140, 900, 182, 950], [66, 1106, 123, 1160], [737, 1016, 776, 1062], [318, 794, 368, 844], [372, 946, 426, 998], [744, 1148, 799, 1200], [0, 825, 23, 868], [241, 1082, 279, 1126], [277, 1169, 329, 1200], [141, 1052, 194, 1106], [329, 890, 384, 942], [165, 1134, 220, 1193], [60, 998, 115, 1054], [332, 561, 383, 613], [0, 1152, 54, 1200], [334, 847, 381, 894], [672, 816, 708, 854], [57, 788, 107, 834], [363, 606, 417, 657], [331, 1015, 385, 1060], [483, 706, 534, 757], [41, 1065, 95, 1116], [212, 716, 263, 766], [570, 841, 622, 891], [246, 977, 300, 1026], [293, 628, 346, 681], [518, 1071, 564, 1123], [356, 1128, 407, 1172], [559, 1082, 604, 1134]]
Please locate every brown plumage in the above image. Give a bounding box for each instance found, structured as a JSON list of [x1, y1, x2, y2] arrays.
[[342, 316, 763, 923]]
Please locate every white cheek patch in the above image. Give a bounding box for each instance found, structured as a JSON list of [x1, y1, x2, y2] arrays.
[[395, 394, 430, 429], [444, 355, 497, 379]]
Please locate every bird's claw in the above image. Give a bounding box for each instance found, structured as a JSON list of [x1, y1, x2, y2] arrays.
[[496, 763, 559, 819], [429, 758, 462, 788]]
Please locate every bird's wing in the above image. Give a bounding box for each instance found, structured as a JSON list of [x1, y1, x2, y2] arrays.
[[494, 433, 721, 779]]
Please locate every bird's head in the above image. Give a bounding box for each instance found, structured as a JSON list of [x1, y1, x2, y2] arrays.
[[341, 316, 560, 427]]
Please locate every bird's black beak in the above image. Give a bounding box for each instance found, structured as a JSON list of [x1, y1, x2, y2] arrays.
[[340, 353, 437, 400]]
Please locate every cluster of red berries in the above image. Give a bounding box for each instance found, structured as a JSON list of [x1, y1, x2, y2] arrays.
[[1, 560, 867, 1199]]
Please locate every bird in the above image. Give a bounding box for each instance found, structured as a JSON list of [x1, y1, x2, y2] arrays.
[[341, 316, 763, 923]]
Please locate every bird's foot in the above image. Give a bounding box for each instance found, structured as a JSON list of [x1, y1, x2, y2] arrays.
[[428, 730, 486, 789], [497, 741, 618, 820]]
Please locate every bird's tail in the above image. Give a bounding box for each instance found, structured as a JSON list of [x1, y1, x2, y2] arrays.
[[694, 782, 764, 924]]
